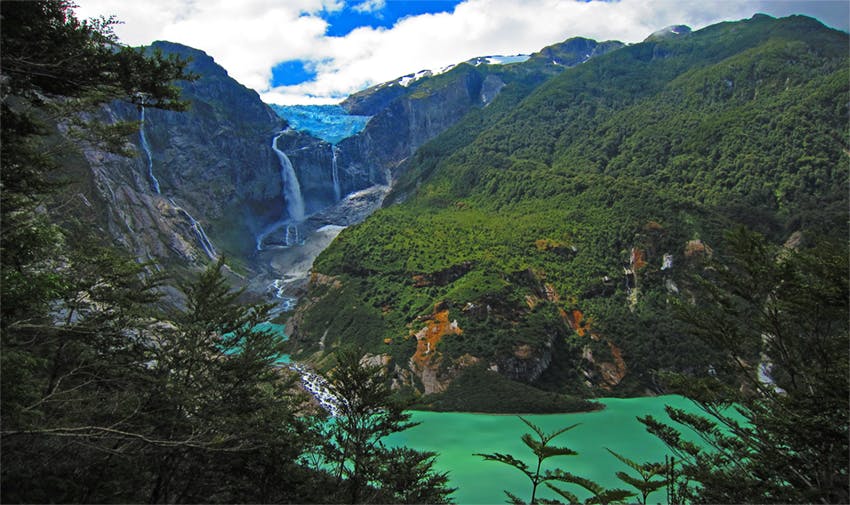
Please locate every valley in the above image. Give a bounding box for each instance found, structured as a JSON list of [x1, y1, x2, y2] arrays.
[[2, 3, 847, 502], [42, 14, 849, 411]]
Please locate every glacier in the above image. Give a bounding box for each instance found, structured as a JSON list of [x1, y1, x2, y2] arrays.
[[269, 104, 370, 144]]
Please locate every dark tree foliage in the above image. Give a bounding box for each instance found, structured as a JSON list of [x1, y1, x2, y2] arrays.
[[639, 228, 849, 504], [477, 418, 634, 505], [605, 449, 667, 505], [0, 3, 319, 503], [1, 256, 317, 503], [0, 4, 458, 503], [1, 0, 193, 334], [476, 417, 581, 504], [320, 349, 455, 504]]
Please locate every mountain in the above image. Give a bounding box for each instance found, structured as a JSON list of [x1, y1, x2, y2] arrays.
[[61, 33, 622, 305], [250, 35, 624, 298], [57, 41, 288, 273], [287, 14, 849, 410]]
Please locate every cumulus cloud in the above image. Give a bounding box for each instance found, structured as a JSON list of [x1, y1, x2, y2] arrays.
[[352, 0, 386, 14], [75, 0, 847, 105]]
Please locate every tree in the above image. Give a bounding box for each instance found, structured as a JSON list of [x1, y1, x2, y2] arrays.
[[605, 449, 667, 504], [137, 259, 313, 503], [476, 417, 633, 504], [639, 228, 849, 503], [0, 0, 192, 329], [321, 348, 454, 503], [476, 417, 580, 504]]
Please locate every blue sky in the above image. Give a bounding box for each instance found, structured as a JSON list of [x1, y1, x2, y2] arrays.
[[76, 0, 849, 104], [323, 1, 464, 37], [270, 1, 467, 88]]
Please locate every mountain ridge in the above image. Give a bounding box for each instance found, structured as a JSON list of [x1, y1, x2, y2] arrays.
[[287, 13, 849, 410]]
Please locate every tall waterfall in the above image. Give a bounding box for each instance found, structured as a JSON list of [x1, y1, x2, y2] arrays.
[[139, 106, 161, 194], [331, 144, 341, 201], [169, 198, 216, 260], [272, 132, 305, 222]]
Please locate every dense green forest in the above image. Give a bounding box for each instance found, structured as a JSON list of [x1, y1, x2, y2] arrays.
[[296, 13, 849, 404], [1, 2, 847, 503]]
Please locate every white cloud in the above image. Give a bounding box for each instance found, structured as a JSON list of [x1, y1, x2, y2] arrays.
[[352, 0, 386, 14], [74, 0, 847, 105]]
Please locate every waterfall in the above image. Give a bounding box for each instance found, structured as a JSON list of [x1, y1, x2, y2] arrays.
[[272, 132, 305, 222], [331, 144, 341, 201], [285, 223, 300, 245], [169, 198, 216, 260], [288, 363, 342, 416], [255, 220, 302, 250], [255, 133, 307, 251], [139, 106, 161, 194]]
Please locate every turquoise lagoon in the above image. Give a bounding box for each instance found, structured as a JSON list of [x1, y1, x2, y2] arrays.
[[388, 395, 700, 504], [251, 323, 695, 503]]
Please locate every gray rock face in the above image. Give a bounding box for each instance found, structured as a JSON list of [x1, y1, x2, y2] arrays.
[[71, 41, 290, 267], [496, 341, 555, 383], [335, 65, 490, 186]]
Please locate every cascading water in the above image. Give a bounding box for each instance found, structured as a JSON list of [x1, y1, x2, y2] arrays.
[[273, 132, 305, 222], [331, 144, 341, 201], [285, 224, 299, 245], [256, 132, 307, 250], [169, 198, 217, 260], [288, 363, 342, 416], [139, 106, 161, 194]]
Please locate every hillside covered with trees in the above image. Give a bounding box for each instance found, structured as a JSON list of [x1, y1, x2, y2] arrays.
[[1, 2, 847, 503], [292, 13, 848, 409]]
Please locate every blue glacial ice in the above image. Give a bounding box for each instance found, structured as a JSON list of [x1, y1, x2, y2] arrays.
[[269, 104, 371, 144]]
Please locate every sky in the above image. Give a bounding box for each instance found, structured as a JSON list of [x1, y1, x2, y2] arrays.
[[74, 0, 850, 105]]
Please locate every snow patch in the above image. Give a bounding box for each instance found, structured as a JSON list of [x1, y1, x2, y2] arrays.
[[399, 69, 432, 87]]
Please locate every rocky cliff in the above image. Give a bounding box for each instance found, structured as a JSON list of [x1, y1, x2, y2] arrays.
[[66, 41, 292, 272]]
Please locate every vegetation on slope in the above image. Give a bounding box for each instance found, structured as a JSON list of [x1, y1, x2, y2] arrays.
[[296, 14, 849, 408], [0, 3, 452, 502]]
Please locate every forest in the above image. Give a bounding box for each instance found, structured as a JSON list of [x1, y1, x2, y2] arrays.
[[1, 2, 847, 503]]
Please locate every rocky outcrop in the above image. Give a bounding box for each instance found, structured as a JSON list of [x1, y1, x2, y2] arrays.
[[331, 37, 625, 193], [494, 342, 554, 383], [581, 341, 628, 389], [527, 37, 625, 68], [407, 302, 465, 394], [336, 65, 488, 186]]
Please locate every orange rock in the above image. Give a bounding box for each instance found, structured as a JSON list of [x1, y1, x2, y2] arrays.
[[566, 308, 591, 337], [685, 239, 713, 258], [412, 274, 429, 287], [630, 247, 647, 271], [411, 306, 463, 368], [544, 283, 560, 302], [644, 220, 664, 231], [599, 341, 627, 386]]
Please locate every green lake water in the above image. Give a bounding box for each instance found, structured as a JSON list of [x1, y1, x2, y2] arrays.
[[225, 322, 290, 364], [386, 395, 701, 504], [252, 324, 695, 503]]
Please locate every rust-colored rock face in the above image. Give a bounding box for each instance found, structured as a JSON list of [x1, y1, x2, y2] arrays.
[[565, 308, 593, 338], [630, 247, 647, 271], [685, 239, 713, 258], [599, 341, 627, 387], [408, 304, 464, 394], [411, 307, 463, 368]]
